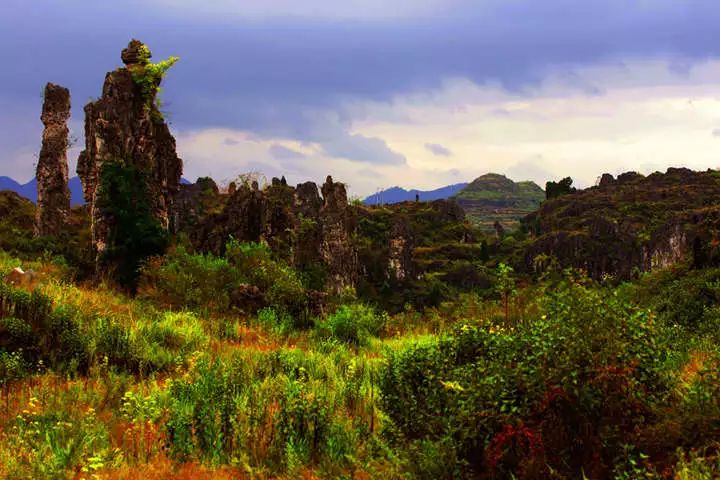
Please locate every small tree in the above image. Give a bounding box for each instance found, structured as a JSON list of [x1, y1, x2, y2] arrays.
[[495, 262, 516, 324], [545, 177, 576, 200]]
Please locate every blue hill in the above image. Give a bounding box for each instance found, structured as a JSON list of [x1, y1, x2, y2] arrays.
[[1, 176, 190, 206], [363, 182, 468, 205]]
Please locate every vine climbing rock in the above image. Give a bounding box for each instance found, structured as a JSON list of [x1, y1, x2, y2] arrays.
[[35, 82, 72, 237], [77, 39, 182, 257]]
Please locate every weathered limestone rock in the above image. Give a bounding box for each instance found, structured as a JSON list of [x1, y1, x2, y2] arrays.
[[263, 179, 296, 260], [201, 184, 266, 254], [35, 82, 71, 237], [77, 39, 182, 255], [493, 220, 505, 241], [320, 176, 358, 293], [293, 181, 323, 272], [171, 177, 223, 247], [523, 167, 720, 279], [121, 39, 150, 66], [172, 175, 359, 291], [598, 173, 615, 188], [387, 217, 414, 282]]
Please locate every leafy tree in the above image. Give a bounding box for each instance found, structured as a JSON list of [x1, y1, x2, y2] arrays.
[[545, 177, 576, 199], [97, 160, 169, 290], [495, 262, 516, 323]]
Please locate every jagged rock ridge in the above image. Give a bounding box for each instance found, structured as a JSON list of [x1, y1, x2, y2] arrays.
[[523, 167, 720, 278], [173, 176, 358, 294]]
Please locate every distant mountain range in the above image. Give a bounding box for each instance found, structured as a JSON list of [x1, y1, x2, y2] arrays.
[[0, 176, 85, 206], [0, 176, 192, 206], [363, 183, 468, 205], [363, 174, 545, 231]]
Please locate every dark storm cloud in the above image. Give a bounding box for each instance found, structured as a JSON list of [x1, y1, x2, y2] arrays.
[[2, 0, 720, 178], [425, 143, 452, 157]]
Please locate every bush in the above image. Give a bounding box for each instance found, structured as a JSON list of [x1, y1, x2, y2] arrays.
[[0, 284, 88, 374], [93, 312, 207, 375], [226, 239, 307, 316], [140, 246, 239, 311], [321, 304, 386, 346], [379, 274, 669, 478], [141, 239, 308, 319]]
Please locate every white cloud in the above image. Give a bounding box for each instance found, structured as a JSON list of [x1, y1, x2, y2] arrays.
[[349, 58, 720, 190], [105, 57, 720, 197]]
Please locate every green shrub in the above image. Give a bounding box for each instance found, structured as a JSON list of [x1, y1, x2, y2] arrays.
[[226, 239, 307, 316], [0, 350, 27, 386], [97, 160, 169, 290], [380, 274, 669, 478], [141, 246, 238, 311], [142, 239, 308, 319], [94, 312, 207, 375], [275, 378, 331, 468], [321, 304, 386, 346], [4, 402, 111, 478], [0, 284, 88, 374]]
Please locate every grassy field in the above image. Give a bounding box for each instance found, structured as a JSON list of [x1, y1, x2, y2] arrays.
[[0, 246, 719, 479]]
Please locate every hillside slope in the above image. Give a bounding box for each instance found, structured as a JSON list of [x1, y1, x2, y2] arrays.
[[523, 168, 720, 278], [454, 173, 544, 231]]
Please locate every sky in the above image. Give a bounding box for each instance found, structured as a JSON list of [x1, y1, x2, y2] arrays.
[[3, 0, 720, 196]]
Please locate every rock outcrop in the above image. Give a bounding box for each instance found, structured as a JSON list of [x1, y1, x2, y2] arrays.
[[172, 176, 359, 293], [523, 167, 720, 279], [356, 198, 485, 310], [319, 176, 358, 293], [77, 39, 182, 255], [35, 83, 71, 237], [172, 173, 487, 307]]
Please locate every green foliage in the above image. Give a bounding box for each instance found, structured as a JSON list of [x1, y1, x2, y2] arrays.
[[142, 239, 308, 319], [380, 273, 669, 478], [93, 311, 207, 375], [98, 160, 169, 290], [141, 245, 238, 311], [494, 262, 516, 322], [130, 50, 179, 109], [320, 304, 387, 346], [226, 239, 307, 318], [627, 266, 720, 330], [164, 350, 375, 474], [4, 405, 112, 478], [545, 176, 576, 199], [0, 283, 88, 374]]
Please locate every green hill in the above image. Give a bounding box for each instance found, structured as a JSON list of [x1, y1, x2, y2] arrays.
[[454, 173, 544, 231]]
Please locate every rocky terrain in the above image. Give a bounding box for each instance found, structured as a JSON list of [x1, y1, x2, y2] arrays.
[[523, 167, 720, 278], [2, 37, 720, 480], [356, 199, 485, 310]]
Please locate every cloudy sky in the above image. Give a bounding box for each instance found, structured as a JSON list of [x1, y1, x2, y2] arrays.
[[3, 0, 720, 196]]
